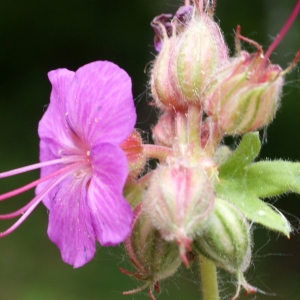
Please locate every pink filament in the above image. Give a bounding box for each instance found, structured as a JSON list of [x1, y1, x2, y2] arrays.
[[262, 0, 300, 65], [0, 158, 63, 178], [0, 155, 85, 179], [0, 161, 85, 237], [0, 161, 84, 202]]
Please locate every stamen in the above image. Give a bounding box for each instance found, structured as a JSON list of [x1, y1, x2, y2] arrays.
[[0, 162, 86, 201], [0, 196, 43, 220], [0, 162, 81, 237], [0, 158, 63, 178], [0, 161, 86, 202], [0, 155, 86, 179]]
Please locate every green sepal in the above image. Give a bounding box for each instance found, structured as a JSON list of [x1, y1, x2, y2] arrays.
[[124, 182, 144, 208], [216, 132, 292, 237]]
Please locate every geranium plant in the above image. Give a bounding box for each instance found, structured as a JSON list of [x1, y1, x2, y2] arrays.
[[0, 0, 300, 299]]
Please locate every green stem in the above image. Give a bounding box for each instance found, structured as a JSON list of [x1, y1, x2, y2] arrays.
[[199, 254, 219, 300], [187, 103, 202, 159], [175, 110, 188, 144]]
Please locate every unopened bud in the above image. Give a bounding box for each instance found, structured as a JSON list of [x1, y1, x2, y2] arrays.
[[194, 198, 256, 299], [145, 164, 214, 265], [151, 34, 186, 110], [204, 51, 283, 135], [150, 4, 228, 109], [169, 12, 228, 104], [194, 198, 251, 272], [121, 204, 181, 299]]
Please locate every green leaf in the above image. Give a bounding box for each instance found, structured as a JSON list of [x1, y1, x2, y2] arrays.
[[216, 179, 291, 236], [245, 161, 300, 197], [219, 132, 261, 178], [216, 133, 292, 237]]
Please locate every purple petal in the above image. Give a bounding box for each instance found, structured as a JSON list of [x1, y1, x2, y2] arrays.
[[38, 68, 86, 157], [151, 13, 173, 52], [88, 143, 133, 245], [35, 140, 63, 207], [66, 61, 136, 146], [174, 5, 193, 25], [150, 6, 193, 52], [47, 174, 96, 268]]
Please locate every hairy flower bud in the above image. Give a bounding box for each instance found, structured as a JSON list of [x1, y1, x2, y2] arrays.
[[145, 164, 214, 265], [194, 198, 251, 272], [120, 129, 146, 180], [150, 4, 228, 110], [169, 12, 228, 104], [194, 198, 256, 299], [204, 50, 283, 135], [151, 34, 186, 110], [121, 204, 181, 299]]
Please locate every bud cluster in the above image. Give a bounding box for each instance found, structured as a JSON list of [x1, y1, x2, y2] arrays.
[[121, 0, 299, 299]]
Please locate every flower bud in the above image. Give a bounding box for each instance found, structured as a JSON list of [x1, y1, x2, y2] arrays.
[[204, 51, 283, 135], [169, 12, 228, 104], [151, 34, 187, 110], [152, 112, 176, 147], [193, 198, 256, 299], [150, 4, 228, 110], [121, 204, 181, 299], [120, 130, 146, 181], [144, 164, 214, 265], [194, 198, 251, 272]]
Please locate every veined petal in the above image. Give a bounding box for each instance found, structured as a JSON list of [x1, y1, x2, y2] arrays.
[[47, 174, 96, 268], [38, 68, 87, 157], [36, 140, 63, 206], [88, 143, 133, 245], [66, 61, 136, 146]]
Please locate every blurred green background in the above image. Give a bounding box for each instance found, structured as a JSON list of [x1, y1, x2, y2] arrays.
[[0, 0, 300, 299]]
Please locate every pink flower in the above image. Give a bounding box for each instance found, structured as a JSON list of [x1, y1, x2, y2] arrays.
[[0, 61, 136, 268]]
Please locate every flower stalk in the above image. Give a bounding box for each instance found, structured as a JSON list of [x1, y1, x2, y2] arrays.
[[199, 254, 219, 300]]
